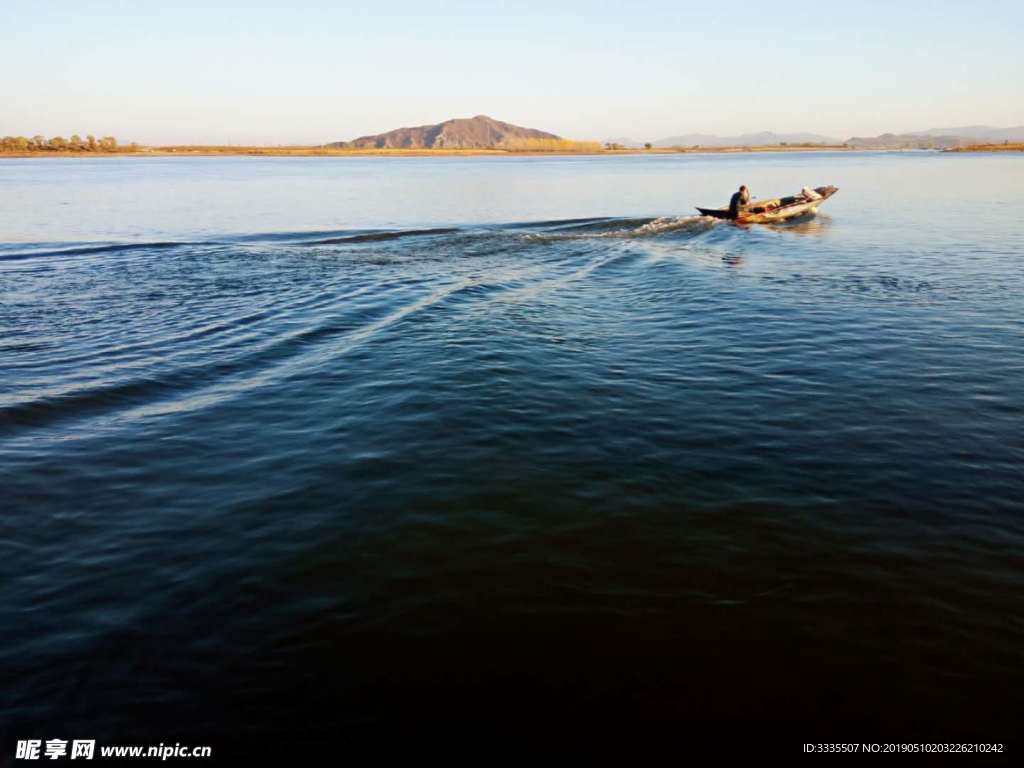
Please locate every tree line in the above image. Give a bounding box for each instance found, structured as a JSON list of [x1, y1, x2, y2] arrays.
[[0, 135, 137, 153]]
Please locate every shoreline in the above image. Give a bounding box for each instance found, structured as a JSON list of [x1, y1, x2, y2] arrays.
[[2, 144, 1016, 159], [1, 144, 868, 159], [943, 143, 1024, 153]]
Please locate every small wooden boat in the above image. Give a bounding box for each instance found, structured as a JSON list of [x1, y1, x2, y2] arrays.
[[697, 185, 838, 223]]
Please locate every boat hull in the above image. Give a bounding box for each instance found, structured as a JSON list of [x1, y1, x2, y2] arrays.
[[698, 185, 837, 223]]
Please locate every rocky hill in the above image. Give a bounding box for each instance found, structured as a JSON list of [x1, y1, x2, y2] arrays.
[[329, 115, 560, 149]]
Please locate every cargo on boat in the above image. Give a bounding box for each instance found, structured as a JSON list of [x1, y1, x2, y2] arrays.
[[698, 185, 838, 223]]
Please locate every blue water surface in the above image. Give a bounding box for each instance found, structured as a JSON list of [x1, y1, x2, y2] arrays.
[[1, 151, 1022, 757]]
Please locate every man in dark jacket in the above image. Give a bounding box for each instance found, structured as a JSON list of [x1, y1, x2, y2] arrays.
[[728, 185, 750, 218]]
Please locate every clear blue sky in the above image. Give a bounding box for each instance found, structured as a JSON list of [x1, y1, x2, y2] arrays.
[[3, 0, 1022, 144]]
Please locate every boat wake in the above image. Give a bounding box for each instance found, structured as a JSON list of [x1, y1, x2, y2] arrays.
[[623, 215, 719, 237], [521, 214, 719, 241], [0, 216, 729, 266]]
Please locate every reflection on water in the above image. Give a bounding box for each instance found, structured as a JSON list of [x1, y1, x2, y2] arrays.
[[762, 212, 834, 236], [733, 213, 833, 237]]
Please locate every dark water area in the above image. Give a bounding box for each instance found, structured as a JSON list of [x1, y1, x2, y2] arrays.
[[2, 153, 1023, 761]]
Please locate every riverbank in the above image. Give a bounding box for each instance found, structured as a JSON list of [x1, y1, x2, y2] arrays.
[[0, 143, 859, 159], [944, 143, 1024, 152]]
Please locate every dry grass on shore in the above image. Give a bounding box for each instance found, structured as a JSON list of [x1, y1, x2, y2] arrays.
[[946, 143, 1024, 152], [496, 138, 604, 152]]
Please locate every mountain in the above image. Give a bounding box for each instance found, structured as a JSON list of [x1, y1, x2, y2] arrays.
[[844, 132, 958, 149], [651, 126, 1024, 148], [845, 125, 1024, 148], [328, 115, 560, 149], [916, 125, 1024, 141], [652, 131, 839, 148]]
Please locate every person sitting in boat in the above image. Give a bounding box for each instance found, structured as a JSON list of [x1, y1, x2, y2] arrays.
[[728, 185, 750, 219], [801, 186, 823, 201]]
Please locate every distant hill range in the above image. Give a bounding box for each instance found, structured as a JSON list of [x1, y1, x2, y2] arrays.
[[329, 115, 559, 149], [649, 126, 1024, 149], [653, 131, 839, 148], [328, 118, 1024, 151], [845, 125, 1024, 148]]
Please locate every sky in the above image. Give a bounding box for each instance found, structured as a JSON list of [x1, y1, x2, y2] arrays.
[[3, 0, 1022, 144]]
